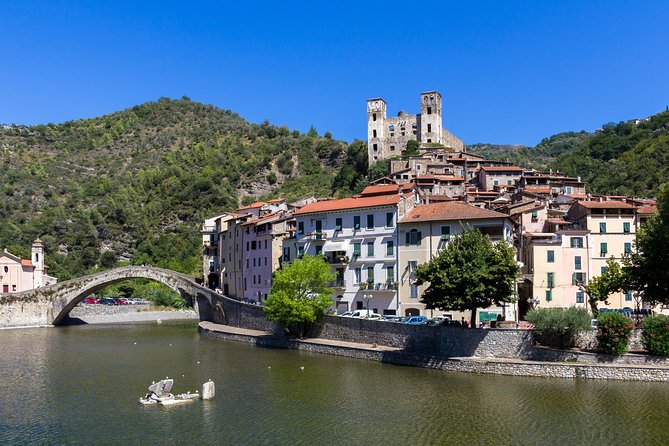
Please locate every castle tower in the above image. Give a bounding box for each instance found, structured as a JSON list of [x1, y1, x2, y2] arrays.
[[31, 238, 44, 288], [419, 91, 443, 145], [367, 98, 387, 164]]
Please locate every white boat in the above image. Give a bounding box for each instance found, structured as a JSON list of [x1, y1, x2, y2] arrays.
[[139, 378, 200, 406]]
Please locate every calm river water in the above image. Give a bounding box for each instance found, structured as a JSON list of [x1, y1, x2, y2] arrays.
[[1, 320, 669, 445]]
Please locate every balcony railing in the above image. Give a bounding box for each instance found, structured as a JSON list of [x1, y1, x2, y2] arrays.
[[329, 279, 346, 288], [359, 281, 397, 291], [304, 232, 327, 241]]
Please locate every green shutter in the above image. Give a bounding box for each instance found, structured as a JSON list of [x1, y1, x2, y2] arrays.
[[386, 212, 394, 227], [416, 231, 422, 246], [600, 242, 607, 254], [406, 231, 411, 245], [335, 218, 342, 231], [623, 222, 631, 233], [354, 216, 360, 230]]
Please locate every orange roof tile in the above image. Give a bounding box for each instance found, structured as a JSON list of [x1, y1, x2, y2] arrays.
[[577, 200, 635, 209], [293, 194, 404, 215], [359, 184, 401, 196], [400, 202, 509, 223], [20, 259, 32, 266], [238, 201, 266, 210], [480, 166, 523, 172], [637, 205, 657, 215]]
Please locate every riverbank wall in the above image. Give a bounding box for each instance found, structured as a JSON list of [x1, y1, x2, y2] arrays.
[[65, 304, 198, 325], [198, 322, 669, 382]]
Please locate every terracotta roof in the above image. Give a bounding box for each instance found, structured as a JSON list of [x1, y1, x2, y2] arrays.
[[238, 201, 266, 210], [359, 184, 401, 196], [637, 205, 658, 215], [293, 194, 405, 215], [267, 198, 285, 203], [525, 187, 552, 194], [400, 202, 509, 223], [480, 166, 523, 172], [576, 200, 635, 209], [20, 259, 32, 266]]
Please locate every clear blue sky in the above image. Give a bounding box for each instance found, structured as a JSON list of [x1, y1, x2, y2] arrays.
[[2, 0, 668, 146]]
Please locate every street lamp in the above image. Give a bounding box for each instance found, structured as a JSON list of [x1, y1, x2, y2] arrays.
[[363, 294, 372, 315]]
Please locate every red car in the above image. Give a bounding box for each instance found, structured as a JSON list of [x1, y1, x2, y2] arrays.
[[113, 297, 128, 305], [84, 297, 100, 304]]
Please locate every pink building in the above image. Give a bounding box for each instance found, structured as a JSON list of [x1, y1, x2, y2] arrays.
[[0, 239, 57, 294]]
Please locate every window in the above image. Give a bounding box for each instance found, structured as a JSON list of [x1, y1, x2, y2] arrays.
[[264, 240, 268, 249], [386, 212, 394, 228], [427, 106, 432, 115], [390, 145, 395, 151], [387, 266, 394, 282], [253, 258, 256, 267], [356, 301, 364, 310], [601, 266, 608, 274], [246, 258, 249, 268], [3, 266, 7, 273], [410, 283, 418, 298], [246, 241, 249, 251], [427, 123, 432, 132], [253, 275, 256, 284], [372, 113, 376, 121], [531, 210, 538, 222], [297, 245, 304, 257], [315, 245, 323, 255], [367, 267, 374, 284], [367, 214, 374, 230], [624, 242, 632, 256], [623, 222, 631, 233], [298, 221, 304, 235], [570, 237, 584, 248], [367, 241, 375, 257], [599, 222, 607, 234], [574, 256, 582, 270], [572, 272, 587, 285], [335, 218, 342, 232], [408, 261, 418, 272], [386, 241, 394, 256], [600, 242, 608, 257], [251, 240, 256, 250], [354, 268, 361, 284], [353, 216, 361, 230], [625, 290, 632, 302], [372, 129, 377, 138], [493, 180, 499, 186], [440, 225, 451, 241], [545, 290, 552, 302], [282, 247, 290, 262], [406, 229, 422, 245], [547, 250, 555, 263], [373, 144, 378, 151], [547, 273, 555, 288], [353, 242, 361, 256], [576, 291, 584, 303]]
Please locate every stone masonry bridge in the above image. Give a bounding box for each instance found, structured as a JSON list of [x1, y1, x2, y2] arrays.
[[0, 266, 243, 328]]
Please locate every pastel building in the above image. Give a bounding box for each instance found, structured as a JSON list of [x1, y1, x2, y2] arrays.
[[398, 202, 515, 320], [289, 187, 419, 315], [0, 239, 57, 294]]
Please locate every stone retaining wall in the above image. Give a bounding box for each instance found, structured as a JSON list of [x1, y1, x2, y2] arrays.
[[198, 324, 669, 382]]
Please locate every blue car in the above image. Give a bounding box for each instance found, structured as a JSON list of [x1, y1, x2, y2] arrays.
[[403, 316, 429, 325]]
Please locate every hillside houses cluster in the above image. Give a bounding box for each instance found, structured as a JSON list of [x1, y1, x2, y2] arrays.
[[202, 150, 657, 324]]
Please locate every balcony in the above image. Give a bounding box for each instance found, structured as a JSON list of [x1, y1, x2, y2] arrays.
[[329, 279, 346, 288], [359, 281, 397, 292], [304, 232, 327, 241], [323, 254, 349, 265]]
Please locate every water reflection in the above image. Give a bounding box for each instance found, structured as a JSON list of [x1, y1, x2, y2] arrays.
[[1, 322, 669, 445]]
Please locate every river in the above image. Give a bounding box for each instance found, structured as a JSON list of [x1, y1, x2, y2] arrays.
[[1, 320, 669, 445]]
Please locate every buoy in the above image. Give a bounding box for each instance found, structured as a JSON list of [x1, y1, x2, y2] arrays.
[[202, 380, 215, 400]]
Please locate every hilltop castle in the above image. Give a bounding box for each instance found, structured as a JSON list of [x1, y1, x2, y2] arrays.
[[367, 90, 464, 164]]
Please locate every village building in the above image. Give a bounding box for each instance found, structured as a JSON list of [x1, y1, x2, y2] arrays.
[[0, 239, 57, 294], [398, 202, 515, 322]]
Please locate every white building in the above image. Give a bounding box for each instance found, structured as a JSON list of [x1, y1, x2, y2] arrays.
[[289, 186, 419, 315]]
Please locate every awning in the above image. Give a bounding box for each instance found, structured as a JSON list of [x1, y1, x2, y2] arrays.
[[323, 240, 349, 252]]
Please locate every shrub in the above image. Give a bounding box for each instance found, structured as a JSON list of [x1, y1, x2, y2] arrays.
[[641, 315, 669, 356], [526, 307, 592, 348], [597, 312, 634, 354]]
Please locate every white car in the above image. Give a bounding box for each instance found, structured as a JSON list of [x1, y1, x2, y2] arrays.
[[349, 310, 383, 320]]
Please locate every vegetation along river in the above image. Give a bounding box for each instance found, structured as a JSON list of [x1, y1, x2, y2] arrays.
[[1, 320, 669, 445]]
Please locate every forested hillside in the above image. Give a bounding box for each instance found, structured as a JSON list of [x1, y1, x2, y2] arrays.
[[469, 111, 669, 197], [0, 98, 362, 279]]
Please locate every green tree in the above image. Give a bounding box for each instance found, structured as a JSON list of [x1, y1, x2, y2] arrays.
[[415, 228, 519, 327], [625, 182, 669, 306], [584, 257, 626, 317], [404, 140, 420, 158], [264, 255, 335, 336]]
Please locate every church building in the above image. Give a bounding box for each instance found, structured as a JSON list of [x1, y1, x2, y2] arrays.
[[0, 239, 58, 294]]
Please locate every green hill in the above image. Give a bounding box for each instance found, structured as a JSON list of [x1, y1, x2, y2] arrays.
[[0, 97, 356, 279]]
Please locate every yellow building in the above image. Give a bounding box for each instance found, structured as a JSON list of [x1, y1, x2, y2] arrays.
[[398, 201, 515, 322]]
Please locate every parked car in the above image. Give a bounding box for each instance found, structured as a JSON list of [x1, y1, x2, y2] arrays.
[[113, 297, 128, 305], [84, 297, 99, 304], [349, 310, 383, 319], [383, 315, 405, 322], [100, 298, 116, 305], [428, 316, 449, 325], [339, 311, 354, 317], [403, 316, 429, 325]]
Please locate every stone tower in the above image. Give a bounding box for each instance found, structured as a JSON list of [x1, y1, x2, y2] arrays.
[[31, 238, 44, 288], [367, 98, 387, 164], [419, 91, 443, 144]]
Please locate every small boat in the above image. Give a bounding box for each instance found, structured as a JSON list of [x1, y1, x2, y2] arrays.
[[139, 378, 200, 406]]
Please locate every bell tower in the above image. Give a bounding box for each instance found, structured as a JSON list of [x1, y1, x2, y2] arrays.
[[31, 238, 44, 287], [367, 98, 387, 164], [419, 91, 443, 145]]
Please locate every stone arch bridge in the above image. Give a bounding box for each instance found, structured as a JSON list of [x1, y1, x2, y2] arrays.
[[0, 266, 269, 329]]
